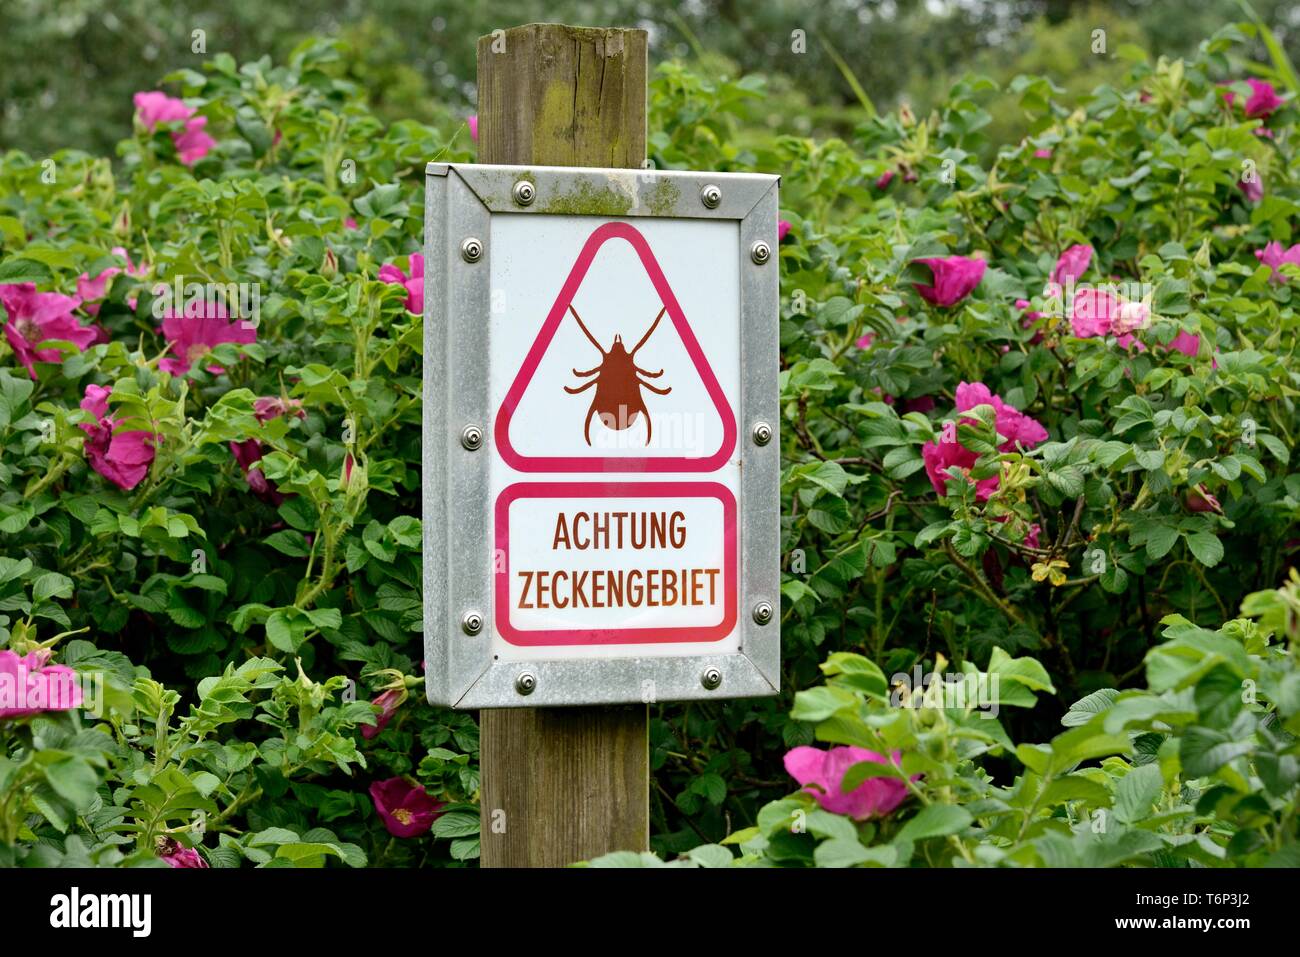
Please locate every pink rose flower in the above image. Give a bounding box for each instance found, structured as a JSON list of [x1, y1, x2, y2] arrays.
[[1168, 330, 1200, 358], [955, 381, 1049, 449], [1, 283, 98, 378], [1244, 78, 1283, 118], [1114, 298, 1150, 336], [362, 688, 405, 740], [158, 837, 208, 869], [344, 217, 358, 230], [227, 396, 304, 504], [158, 300, 256, 376], [1238, 176, 1263, 203], [133, 91, 191, 127], [468, 115, 478, 142], [229, 438, 283, 506], [173, 116, 216, 166], [379, 254, 424, 315], [252, 395, 305, 423], [874, 169, 895, 190], [1069, 287, 1147, 346], [1015, 298, 1046, 345], [369, 777, 445, 838], [923, 383, 1046, 500], [922, 438, 999, 501], [79, 384, 156, 491], [1256, 241, 1300, 283], [1186, 485, 1223, 514], [1034, 148, 1052, 159], [77, 270, 116, 306], [229, 437, 262, 473], [133, 91, 215, 166], [0, 650, 83, 718], [856, 331, 874, 350], [783, 746, 911, 820], [912, 256, 986, 307], [777, 220, 791, 242], [1052, 244, 1093, 286], [76, 247, 147, 316]]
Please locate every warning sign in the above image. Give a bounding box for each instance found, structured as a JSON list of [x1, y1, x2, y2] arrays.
[[496, 482, 738, 645], [423, 161, 778, 706], [489, 215, 741, 655], [493, 219, 738, 472]]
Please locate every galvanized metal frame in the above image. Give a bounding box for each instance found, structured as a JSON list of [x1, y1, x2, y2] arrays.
[[424, 163, 780, 709]]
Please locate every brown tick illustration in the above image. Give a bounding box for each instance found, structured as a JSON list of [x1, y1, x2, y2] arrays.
[[564, 304, 672, 445]]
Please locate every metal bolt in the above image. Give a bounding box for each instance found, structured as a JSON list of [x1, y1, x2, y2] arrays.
[[461, 610, 483, 635], [460, 236, 484, 263], [460, 425, 483, 451], [750, 240, 772, 265], [512, 180, 536, 206], [515, 672, 537, 696], [701, 667, 723, 691], [752, 421, 773, 446], [700, 184, 722, 209], [752, 600, 774, 625]]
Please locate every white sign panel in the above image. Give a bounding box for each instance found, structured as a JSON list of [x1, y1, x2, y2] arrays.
[[424, 164, 779, 707], [489, 215, 739, 659]]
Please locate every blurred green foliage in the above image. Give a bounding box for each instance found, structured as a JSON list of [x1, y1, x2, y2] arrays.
[[5, 0, 1299, 158]]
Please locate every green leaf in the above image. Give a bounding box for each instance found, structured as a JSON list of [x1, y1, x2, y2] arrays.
[[265, 609, 305, 652], [1114, 764, 1163, 824], [840, 759, 905, 793], [1179, 727, 1253, 778], [1062, 689, 1119, 727], [1145, 524, 1179, 560], [430, 811, 479, 839], [1184, 531, 1223, 568], [303, 607, 342, 630], [0, 258, 55, 285], [1040, 774, 1113, 807], [1256, 432, 1289, 464], [387, 515, 421, 548], [790, 686, 859, 722], [814, 836, 887, 868], [689, 772, 728, 806], [896, 805, 971, 842], [449, 837, 480, 861], [1046, 467, 1085, 498], [264, 529, 312, 558], [40, 755, 100, 808], [685, 844, 734, 867], [0, 557, 33, 586], [31, 571, 74, 602]]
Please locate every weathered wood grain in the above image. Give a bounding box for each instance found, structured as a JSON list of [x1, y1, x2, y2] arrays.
[[477, 22, 651, 868], [476, 23, 647, 170]]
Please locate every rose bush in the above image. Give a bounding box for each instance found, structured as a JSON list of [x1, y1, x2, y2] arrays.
[[1, 23, 1297, 868], [0, 41, 479, 867]]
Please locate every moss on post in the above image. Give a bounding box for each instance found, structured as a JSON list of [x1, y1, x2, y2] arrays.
[[476, 22, 651, 869], [476, 23, 647, 169]]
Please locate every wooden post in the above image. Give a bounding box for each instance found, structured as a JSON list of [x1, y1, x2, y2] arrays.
[[476, 23, 650, 868]]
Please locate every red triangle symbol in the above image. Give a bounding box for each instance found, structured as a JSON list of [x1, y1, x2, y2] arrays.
[[494, 221, 737, 473]]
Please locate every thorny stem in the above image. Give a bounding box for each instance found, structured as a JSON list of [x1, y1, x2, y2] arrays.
[[943, 540, 1025, 626], [27, 452, 76, 497]]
